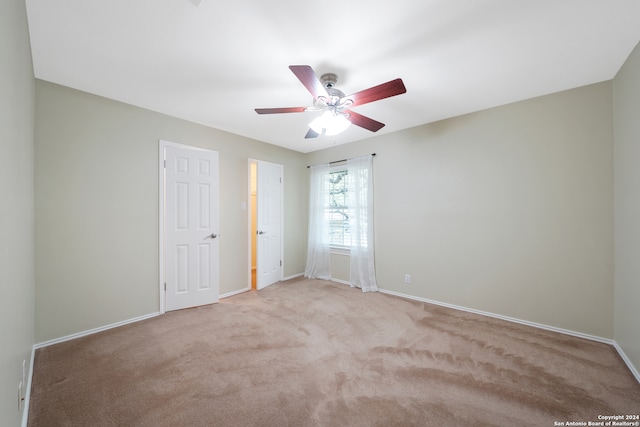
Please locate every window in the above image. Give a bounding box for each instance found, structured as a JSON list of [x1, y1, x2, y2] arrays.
[[306, 154, 376, 289], [327, 167, 350, 248]]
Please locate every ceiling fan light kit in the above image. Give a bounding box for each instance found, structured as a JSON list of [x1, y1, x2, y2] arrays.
[[255, 65, 406, 139], [309, 110, 352, 136]]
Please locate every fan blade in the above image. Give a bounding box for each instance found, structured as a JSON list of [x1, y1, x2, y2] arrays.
[[304, 128, 320, 139], [345, 78, 406, 107], [255, 107, 308, 114], [289, 65, 329, 100], [347, 111, 385, 132]]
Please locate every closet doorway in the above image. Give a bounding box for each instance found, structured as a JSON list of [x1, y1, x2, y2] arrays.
[[249, 159, 283, 290]]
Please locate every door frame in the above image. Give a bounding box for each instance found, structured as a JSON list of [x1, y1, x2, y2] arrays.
[[247, 158, 284, 290], [159, 139, 218, 313]]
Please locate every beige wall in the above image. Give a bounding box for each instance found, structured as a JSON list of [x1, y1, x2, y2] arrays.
[[613, 41, 640, 372], [30, 46, 638, 373], [330, 253, 350, 283], [0, 0, 35, 424], [306, 82, 614, 338], [34, 81, 307, 343]]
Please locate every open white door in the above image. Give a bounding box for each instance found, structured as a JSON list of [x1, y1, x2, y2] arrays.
[[163, 143, 219, 311], [256, 161, 283, 290]]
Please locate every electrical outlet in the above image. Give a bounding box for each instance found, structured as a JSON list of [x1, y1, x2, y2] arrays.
[[404, 274, 411, 284]]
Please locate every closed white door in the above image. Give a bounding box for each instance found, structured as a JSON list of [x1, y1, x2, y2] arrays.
[[256, 161, 283, 290], [164, 144, 219, 311]]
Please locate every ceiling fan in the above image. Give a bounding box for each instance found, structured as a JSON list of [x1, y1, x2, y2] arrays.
[[255, 65, 407, 139]]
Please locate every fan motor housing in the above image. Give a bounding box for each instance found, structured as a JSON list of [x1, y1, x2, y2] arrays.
[[313, 73, 345, 108], [320, 73, 338, 88]]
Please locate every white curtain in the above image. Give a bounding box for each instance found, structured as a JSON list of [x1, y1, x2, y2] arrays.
[[304, 163, 332, 280], [347, 154, 378, 292]]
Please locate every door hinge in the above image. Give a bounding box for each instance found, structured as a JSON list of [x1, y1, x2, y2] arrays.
[[164, 283, 166, 291], [280, 177, 282, 184], [280, 260, 282, 267], [164, 160, 166, 169]]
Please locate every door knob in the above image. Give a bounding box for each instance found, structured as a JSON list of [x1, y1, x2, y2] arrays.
[[203, 233, 218, 239], [257, 230, 266, 235]]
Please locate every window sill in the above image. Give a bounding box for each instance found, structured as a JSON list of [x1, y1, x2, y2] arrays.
[[330, 246, 350, 256]]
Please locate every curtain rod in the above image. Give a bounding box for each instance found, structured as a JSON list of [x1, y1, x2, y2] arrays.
[[306, 153, 376, 168]]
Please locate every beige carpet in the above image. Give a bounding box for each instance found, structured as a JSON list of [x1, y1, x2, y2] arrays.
[[29, 278, 640, 426]]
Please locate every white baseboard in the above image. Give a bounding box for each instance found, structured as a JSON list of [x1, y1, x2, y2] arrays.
[[221, 273, 307, 298], [379, 288, 612, 344], [21, 345, 35, 427], [220, 287, 250, 299], [613, 341, 640, 384], [282, 272, 304, 281], [34, 312, 161, 349], [378, 288, 639, 383]]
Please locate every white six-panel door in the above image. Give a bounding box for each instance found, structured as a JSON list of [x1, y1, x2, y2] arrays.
[[164, 144, 219, 311], [256, 161, 283, 290]]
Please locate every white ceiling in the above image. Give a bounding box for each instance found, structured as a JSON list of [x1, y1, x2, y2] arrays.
[[25, 0, 640, 153]]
